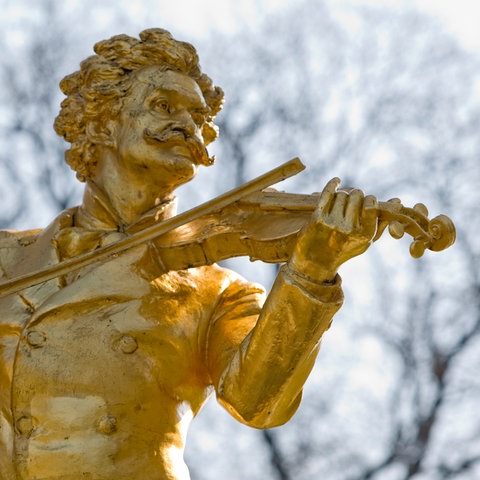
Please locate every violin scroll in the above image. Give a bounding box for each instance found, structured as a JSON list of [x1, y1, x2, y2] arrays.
[[374, 198, 456, 258]]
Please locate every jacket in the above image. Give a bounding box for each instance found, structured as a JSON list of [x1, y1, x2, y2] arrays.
[[0, 206, 343, 479]]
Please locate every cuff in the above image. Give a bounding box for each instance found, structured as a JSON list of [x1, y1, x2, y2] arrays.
[[281, 265, 343, 304]]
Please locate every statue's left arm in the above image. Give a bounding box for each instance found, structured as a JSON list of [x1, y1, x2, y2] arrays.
[[206, 265, 343, 428], [206, 178, 378, 428]]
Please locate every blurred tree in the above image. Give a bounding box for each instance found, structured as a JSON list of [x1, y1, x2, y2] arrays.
[[186, 2, 480, 480], [0, 0, 169, 228], [0, 1, 479, 479], [0, 0, 73, 227]]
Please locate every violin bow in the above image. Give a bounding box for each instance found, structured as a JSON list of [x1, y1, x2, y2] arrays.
[[0, 158, 305, 298]]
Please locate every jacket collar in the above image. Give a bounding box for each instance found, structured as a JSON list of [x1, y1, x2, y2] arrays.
[[75, 183, 177, 234]]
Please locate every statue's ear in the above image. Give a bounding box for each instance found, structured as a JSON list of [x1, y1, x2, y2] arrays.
[[85, 120, 116, 147]]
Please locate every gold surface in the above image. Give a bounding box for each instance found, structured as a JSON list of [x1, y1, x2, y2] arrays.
[[0, 29, 454, 479]]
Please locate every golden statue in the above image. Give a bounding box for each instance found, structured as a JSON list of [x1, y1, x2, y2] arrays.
[[0, 29, 455, 479]]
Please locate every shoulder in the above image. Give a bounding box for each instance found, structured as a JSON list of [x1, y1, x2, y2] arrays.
[[0, 207, 77, 249], [0, 228, 42, 249], [155, 264, 265, 311], [194, 265, 266, 319], [0, 229, 43, 265], [0, 208, 77, 272], [186, 264, 265, 296], [0, 228, 43, 248], [0, 229, 43, 278]]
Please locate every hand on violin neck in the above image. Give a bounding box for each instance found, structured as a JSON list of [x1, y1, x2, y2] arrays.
[[288, 177, 378, 284]]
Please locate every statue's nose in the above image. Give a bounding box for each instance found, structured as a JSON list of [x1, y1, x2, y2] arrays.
[[172, 109, 197, 137]]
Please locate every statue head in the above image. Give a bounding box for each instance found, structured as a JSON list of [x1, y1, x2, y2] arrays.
[[54, 28, 224, 182]]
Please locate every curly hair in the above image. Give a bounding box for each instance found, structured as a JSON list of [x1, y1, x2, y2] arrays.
[[54, 28, 224, 181]]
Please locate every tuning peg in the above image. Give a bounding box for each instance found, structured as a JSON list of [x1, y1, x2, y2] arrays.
[[388, 221, 405, 239], [413, 203, 429, 217], [410, 240, 427, 258]]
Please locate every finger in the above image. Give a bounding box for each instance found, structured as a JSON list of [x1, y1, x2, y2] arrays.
[[314, 177, 341, 217], [329, 191, 349, 219], [324, 177, 341, 193], [361, 194, 379, 235], [363, 194, 378, 213], [344, 189, 364, 226]]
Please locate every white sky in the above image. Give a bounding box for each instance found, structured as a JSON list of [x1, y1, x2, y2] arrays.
[[145, 0, 480, 53], [366, 0, 480, 52], [3, 0, 478, 58]]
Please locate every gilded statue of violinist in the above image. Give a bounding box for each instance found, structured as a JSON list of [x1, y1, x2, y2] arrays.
[[0, 29, 454, 479]]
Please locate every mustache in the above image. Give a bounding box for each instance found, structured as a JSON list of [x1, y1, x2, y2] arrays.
[[144, 127, 215, 166]]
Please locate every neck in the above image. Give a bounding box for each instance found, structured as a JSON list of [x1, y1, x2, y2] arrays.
[[77, 182, 177, 232], [92, 181, 174, 225], [88, 155, 180, 226], [85, 146, 194, 226]]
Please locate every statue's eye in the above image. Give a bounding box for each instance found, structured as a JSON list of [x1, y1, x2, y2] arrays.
[[153, 99, 170, 113]]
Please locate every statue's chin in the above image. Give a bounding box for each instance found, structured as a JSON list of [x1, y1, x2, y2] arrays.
[[159, 154, 198, 189]]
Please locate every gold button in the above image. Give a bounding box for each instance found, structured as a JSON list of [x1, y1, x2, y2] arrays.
[[26, 331, 46, 347], [96, 415, 117, 435], [119, 335, 138, 354], [16, 416, 34, 437]]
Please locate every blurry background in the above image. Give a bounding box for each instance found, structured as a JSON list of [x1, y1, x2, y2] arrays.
[[0, 0, 478, 478]]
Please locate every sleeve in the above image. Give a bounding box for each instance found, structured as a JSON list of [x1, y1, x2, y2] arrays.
[[206, 265, 343, 429]]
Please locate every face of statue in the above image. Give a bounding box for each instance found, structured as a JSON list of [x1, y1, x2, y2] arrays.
[[93, 66, 210, 199]]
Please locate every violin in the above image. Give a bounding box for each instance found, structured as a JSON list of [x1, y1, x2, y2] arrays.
[[155, 189, 455, 271], [0, 158, 455, 297]]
